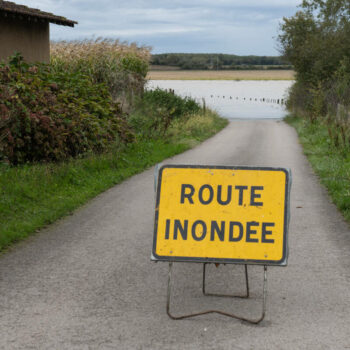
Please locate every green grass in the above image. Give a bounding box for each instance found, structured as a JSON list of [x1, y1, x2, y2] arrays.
[[0, 111, 228, 251], [285, 115, 350, 223]]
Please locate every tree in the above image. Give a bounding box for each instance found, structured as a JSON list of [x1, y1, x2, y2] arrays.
[[279, 0, 350, 124], [279, 0, 350, 84]]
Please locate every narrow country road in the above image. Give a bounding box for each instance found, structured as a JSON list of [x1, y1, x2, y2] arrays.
[[1, 120, 349, 349]]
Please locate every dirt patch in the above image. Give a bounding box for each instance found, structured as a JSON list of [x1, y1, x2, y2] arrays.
[[147, 69, 295, 80]]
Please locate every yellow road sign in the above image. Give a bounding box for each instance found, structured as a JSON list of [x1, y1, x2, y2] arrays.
[[152, 165, 291, 265]]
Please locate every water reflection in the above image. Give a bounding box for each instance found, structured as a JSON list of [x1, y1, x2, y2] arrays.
[[147, 80, 294, 120]]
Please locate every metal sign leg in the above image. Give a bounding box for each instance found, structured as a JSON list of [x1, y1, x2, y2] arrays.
[[202, 263, 249, 298], [166, 262, 267, 324]]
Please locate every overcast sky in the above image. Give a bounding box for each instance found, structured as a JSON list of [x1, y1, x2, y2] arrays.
[[19, 0, 300, 55]]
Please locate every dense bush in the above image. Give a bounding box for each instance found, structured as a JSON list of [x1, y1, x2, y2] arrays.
[[51, 39, 151, 111], [0, 55, 133, 164], [279, 0, 350, 150], [128, 88, 201, 138]]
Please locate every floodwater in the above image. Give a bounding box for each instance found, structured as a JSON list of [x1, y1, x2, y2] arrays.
[[147, 80, 294, 120]]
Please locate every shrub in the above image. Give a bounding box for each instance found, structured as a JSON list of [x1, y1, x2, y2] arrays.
[[142, 88, 201, 118], [0, 54, 133, 164], [128, 88, 201, 138]]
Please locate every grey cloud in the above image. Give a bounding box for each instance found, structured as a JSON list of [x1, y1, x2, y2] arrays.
[[20, 0, 299, 54]]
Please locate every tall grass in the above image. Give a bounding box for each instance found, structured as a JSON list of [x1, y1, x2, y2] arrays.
[[51, 38, 151, 111], [286, 115, 350, 222], [287, 80, 350, 152]]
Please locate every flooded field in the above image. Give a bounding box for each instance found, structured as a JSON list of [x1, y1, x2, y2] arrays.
[[147, 80, 294, 120]]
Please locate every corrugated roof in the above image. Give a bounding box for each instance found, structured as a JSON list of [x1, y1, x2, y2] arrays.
[[0, 0, 77, 27]]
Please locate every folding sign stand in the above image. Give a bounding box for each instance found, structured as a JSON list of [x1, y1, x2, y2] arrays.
[[153, 164, 291, 325], [166, 262, 267, 324]]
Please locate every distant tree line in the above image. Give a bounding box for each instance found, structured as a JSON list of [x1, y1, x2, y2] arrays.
[[279, 0, 350, 148], [151, 53, 292, 70]]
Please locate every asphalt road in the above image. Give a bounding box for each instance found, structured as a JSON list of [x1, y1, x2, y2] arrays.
[[1, 120, 349, 349]]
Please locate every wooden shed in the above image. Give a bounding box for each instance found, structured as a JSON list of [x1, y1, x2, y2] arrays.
[[0, 0, 77, 63]]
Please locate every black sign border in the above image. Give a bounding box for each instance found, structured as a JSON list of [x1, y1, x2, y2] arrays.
[[152, 164, 291, 266]]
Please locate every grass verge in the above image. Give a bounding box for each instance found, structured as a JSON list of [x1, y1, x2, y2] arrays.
[[285, 115, 350, 223], [0, 110, 228, 252]]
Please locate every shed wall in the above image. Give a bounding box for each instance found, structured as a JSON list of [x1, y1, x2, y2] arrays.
[[0, 16, 50, 63]]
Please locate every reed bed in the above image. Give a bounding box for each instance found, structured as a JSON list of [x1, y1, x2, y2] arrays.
[[51, 38, 151, 110]]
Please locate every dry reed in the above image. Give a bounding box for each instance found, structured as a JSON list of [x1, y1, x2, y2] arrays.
[[51, 38, 151, 111]]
